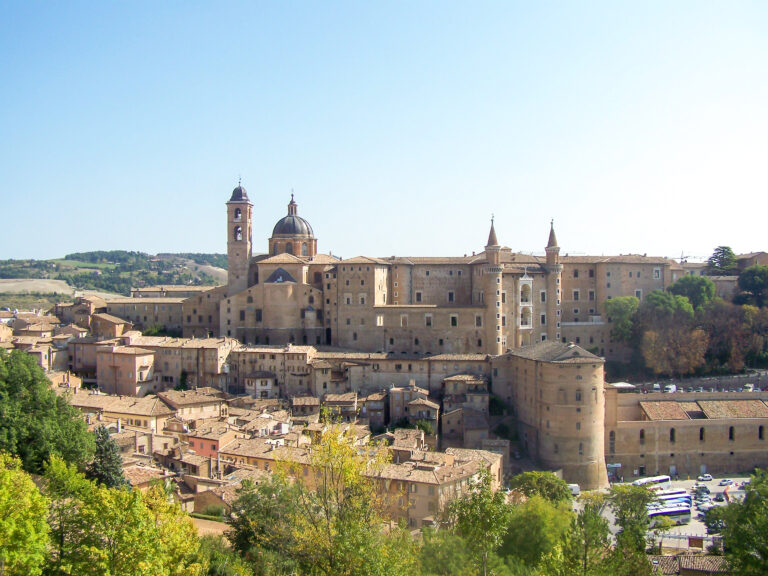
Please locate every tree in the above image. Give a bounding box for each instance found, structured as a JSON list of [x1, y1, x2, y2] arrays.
[[228, 425, 416, 576], [608, 484, 656, 553], [507, 471, 572, 504], [718, 468, 768, 575], [420, 528, 478, 576], [707, 246, 737, 275], [642, 326, 708, 378], [634, 291, 694, 334], [604, 296, 639, 344], [544, 492, 611, 576], [0, 350, 94, 473], [0, 453, 49, 576], [668, 275, 716, 310], [86, 425, 128, 488], [500, 495, 572, 568], [446, 469, 512, 576], [43, 455, 94, 575], [196, 535, 253, 576], [738, 265, 768, 308]]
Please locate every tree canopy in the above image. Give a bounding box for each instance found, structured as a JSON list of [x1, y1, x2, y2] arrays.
[[737, 265, 768, 308], [668, 275, 716, 310], [507, 471, 572, 503], [707, 246, 738, 275], [604, 297, 639, 344], [86, 425, 128, 489], [0, 350, 94, 473]]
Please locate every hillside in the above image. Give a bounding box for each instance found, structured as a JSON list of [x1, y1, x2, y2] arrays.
[[0, 251, 227, 309]]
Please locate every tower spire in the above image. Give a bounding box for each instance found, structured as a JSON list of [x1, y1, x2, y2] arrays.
[[487, 214, 499, 247], [547, 219, 558, 248]]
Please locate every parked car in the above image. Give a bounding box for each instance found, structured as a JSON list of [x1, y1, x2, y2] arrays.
[[719, 479, 734, 486], [698, 474, 713, 482], [714, 493, 725, 502]]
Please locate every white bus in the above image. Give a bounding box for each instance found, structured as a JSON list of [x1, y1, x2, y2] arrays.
[[648, 505, 691, 527], [632, 475, 672, 491]]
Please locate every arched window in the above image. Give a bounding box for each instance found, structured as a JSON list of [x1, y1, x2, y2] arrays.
[[286, 242, 293, 255], [639, 429, 645, 444], [302, 242, 308, 256], [670, 428, 676, 443], [729, 426, 735, 441], [234, 208, 242, 221], [234, 226, 242, 241], [700, 427, 705, 441]]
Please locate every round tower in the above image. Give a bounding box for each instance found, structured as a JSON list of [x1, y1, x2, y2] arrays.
[[226, 183, 253, 296], [484, 218, 504, 356], [544, 220, 562, 342]]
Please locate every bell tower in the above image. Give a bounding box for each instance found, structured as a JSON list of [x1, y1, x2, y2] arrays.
[[226, 182, 253, 296]]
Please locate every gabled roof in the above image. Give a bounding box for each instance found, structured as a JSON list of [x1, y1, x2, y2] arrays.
[[506, 341, 602, 363], [260, 253, 307, 265], [264, 267, 297, 283]]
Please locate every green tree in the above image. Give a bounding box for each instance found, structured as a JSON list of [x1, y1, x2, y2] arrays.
[[446, 469, 512, 576], [63, 485, 165, 576], [634, 291, 694, 333], [0, 350, 94, 473], [707, 246, 738, 275], [738, 265, 768, 308], [604, 296, 639, 343], [196, 536, 253, 576], [668, 275, 716, 310], [719, 468, 768, 575], [86, 425, 128, 488], [420, 528, 478, 576], [500, 495, 572, 568], [544, 492, 611, 576], [507, 471, 572, 503], [608, 484, 656, 553], [43, 455, 94, 575], [0, 453, 49, 576]]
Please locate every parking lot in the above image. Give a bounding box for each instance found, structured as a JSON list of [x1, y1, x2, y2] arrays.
[[600, 475, 750, 549]]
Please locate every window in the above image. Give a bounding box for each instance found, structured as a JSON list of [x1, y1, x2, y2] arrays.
[[700, 427, 705, 441], [540, 314, 546, 325], [573, 269, 579, 278], [448, 291, 455, 303], [376, 315, 383, 326], [540, 291, 546, 303], [609, 431, 615, 454], [639, 429, 645, 444], [760, 426, 765, 440], [425, 315, 433, 327], [475, 315, 482, 327], [573, 290, 580, 301], [575, 390, 582, 402], [635, 289, 642, 299], [729, 426, 735, 441], [239, 310, 245, 321], [578, 442, 583, 456], [501, 292, 507, 303], [670, 428, 676, 443], [400, 315, 408, 327], [654, 268, 661, 279], [415, 291, 422, 303], [450, 315, 458, 327], [588, 290, 595, 301]]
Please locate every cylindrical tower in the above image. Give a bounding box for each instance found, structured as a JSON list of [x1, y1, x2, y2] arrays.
[[544, 221, 562, 342], [484, 219, 504, 356]]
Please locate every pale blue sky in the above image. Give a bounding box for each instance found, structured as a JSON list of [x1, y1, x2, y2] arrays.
[[1, 2, 766, 261]]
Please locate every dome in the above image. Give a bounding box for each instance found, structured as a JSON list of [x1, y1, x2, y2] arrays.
[[271, 195, 314, 237], [229, 185, 249, 202], [272, 214, 314, 237]]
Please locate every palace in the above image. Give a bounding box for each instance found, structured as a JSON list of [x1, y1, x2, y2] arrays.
[[181, 183, 685, 358]]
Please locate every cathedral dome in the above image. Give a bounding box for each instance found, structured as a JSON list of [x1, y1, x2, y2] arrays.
[[271, 195, 314, 237], [229, 185, 249, 202]]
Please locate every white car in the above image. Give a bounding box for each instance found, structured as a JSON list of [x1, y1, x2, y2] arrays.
[[719, 479, 734, 486], [698, 474, 713, 482]]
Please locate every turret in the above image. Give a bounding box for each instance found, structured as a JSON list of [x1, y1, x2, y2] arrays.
[[544, 220, 562, 342], [484, 217, 504, 355]]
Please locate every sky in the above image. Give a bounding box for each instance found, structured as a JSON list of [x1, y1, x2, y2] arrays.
[[1, 1, 767, 262]]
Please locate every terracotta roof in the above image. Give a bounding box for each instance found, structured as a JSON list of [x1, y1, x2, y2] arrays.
[[108, 298, 186, 304], [158, 389, 223, 408], [698, 400, 768, 419], [445, 447, 503, 467], [92, 312, 131, 325], [640, 402, 691, 421], [106, 395, 175, 417], [122, 465, 170, 487], [373, 459, 481, 485], [259, 253, 307, 265], [678, 555, 728, 573], [324, 392, 357, 403], [291, 396, 320, 406], [408, 397, 439, 410], [507, 341, 602, 363]]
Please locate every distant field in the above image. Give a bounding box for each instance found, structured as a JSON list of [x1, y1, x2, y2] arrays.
[[0, 278, 74, 294]]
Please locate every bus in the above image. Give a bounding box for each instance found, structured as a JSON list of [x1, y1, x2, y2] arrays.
[[656, 493, 692, 507], [648, 505, 692, 527], [632, 475, 672, 491]]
